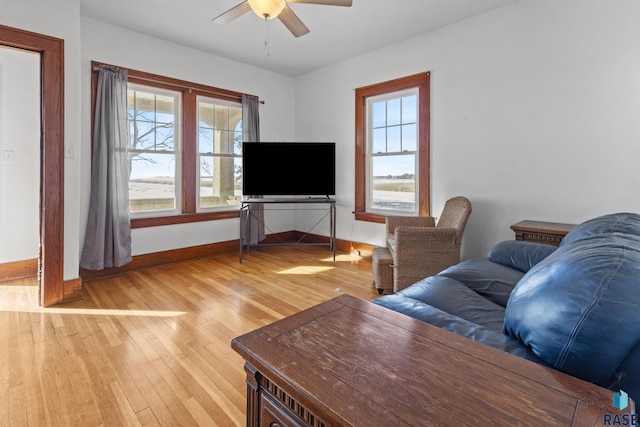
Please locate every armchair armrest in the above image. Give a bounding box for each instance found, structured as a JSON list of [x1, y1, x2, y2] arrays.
[[386, 216, 436, 235], [391, 227, 459, 291]]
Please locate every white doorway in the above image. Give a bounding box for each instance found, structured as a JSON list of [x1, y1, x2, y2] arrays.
[[0, 46, 40, 282]]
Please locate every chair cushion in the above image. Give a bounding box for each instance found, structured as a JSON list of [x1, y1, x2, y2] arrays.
[[504, 233, 640, 387], [386, 234, 396, 256]]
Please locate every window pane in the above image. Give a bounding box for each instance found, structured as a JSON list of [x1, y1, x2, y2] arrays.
[[197, 97, 242, 211], [155, 94, 175, 124], [130, 120, 154, 150], [233, 130, 242, 154], [199, 102, 214, 125], [199, 155, 242, 209], [387, 126, 401, 152], [402, 123, 417, 151], [387, 98, 401, 126], [372, 100, 386, 128], [370, 154, 416, 213], [199, 127, 214, 154], [127, 85, 180, 216], [214, 104, 230, 129], [155, 123, 175, 150], [216, 130, 234, 155], [372, 128, 386, 153], [402, 95, 417, 124], [129, 89, 176, 151], [128, 152, 177, 213]]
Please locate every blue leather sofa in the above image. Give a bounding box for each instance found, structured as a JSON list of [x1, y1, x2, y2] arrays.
[[373, 212, 640, 403]]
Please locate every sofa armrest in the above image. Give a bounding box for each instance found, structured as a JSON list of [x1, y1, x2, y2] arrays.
[[386, 215, 436, 235], [487, 240, 557, 273]]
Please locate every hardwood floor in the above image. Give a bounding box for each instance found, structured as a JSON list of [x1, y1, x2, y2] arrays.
[[0, 246, 377, 426]]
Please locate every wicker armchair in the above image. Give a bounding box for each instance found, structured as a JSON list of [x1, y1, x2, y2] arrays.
[[386, 196, 472, 292]]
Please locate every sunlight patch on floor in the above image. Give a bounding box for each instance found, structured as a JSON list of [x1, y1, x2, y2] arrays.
[[0, 284, 186, 317], [277, 266, 335, 275], [42, 308, 187, 317]]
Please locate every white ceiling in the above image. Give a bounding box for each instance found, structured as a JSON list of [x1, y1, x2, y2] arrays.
[[80, 0, 517, 77]]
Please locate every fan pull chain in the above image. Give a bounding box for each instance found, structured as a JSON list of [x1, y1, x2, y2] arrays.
[[264, 16, 271, 58]]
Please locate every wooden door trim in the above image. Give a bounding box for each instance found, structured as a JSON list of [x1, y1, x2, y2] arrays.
[[0, 24, 65, 306]]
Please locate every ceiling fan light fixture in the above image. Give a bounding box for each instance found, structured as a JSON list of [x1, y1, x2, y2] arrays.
[[248, 0, 286, 19]]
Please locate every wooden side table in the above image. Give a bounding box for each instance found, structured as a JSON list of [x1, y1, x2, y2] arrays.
[[510, 220, 576, 246]]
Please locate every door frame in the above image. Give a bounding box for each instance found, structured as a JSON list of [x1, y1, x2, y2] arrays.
[[0, 24, 64, 306]]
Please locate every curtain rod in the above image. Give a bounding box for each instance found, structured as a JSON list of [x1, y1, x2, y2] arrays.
[[92, 64, 265, 104]]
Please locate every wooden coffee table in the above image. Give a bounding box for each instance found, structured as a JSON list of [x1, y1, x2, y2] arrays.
[[232, 294, 635, 426]]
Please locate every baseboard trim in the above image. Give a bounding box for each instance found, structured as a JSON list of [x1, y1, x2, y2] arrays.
[[80, 239, 238, 281], [0, 258, 38, 282], [80, 233, 375, 282]]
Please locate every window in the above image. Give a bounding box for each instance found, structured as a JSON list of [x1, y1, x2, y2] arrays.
[[355, 73, 430, 223], [197, 98, 243, 210], [128, 84, 181, 215], [91, 61, 252, 228]]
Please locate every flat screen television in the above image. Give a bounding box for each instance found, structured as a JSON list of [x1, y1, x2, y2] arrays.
[[242, 142, 335, 197]]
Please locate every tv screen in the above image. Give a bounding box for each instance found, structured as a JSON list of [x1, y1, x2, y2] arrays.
[[242, 142, 335, 197]]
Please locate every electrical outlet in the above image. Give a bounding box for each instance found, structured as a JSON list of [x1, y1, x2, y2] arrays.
[[2, 150, 15, 162]]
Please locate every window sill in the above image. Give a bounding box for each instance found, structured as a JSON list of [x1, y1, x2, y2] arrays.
[[131, 210, 240, 228], [354, 211, 386, 224]]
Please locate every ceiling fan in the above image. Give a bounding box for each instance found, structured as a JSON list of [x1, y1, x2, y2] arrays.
[[212, 0, 353, 38]]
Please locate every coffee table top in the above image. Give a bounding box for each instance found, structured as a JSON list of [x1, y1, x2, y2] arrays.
[[232, 294, 634, 426]]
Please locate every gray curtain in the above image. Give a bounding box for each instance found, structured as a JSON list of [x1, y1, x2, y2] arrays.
[[242, 94, 265, 245], [80, 66, 132, 270]]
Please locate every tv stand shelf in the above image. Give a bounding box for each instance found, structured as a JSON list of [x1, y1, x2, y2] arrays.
[[239, 197, 336, 262]]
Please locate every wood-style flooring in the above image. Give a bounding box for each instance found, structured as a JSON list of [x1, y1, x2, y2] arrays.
[[0, 246, 377, 426]]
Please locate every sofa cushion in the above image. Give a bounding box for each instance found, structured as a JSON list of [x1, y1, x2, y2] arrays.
[[486, 240, 557, 273], [372, 294, 547, 365], [396, 275, 507, 330], [504, 233, 640, 387], [437, 258, 524, 307], [561, 212, 640, 246]]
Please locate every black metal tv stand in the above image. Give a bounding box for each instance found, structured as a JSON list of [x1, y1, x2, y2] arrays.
[[239, 197, 336, 262]]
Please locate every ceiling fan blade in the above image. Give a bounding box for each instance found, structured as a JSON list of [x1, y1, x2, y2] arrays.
[[287, 0, 352, 6], [278, 5, 310, 37], [212, 1, 251, 24]]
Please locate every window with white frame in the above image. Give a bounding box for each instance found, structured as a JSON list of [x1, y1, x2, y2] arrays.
[[367, 88, 418, 214], [127, 84, 181, 216], [197, 97, 243, 210], [354, 73, 430, 222]]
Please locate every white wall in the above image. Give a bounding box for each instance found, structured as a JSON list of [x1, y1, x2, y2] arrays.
[[0, 0, 82, 280], [80, 18, 296, 256], [294, 0, 640, 259], [0, 48, 39, 263], [4, 0, 640, 276]]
